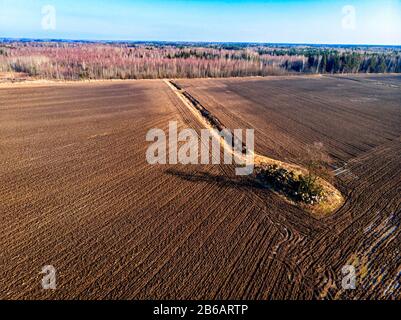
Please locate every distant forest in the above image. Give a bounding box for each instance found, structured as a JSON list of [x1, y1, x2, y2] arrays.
[[0, 41, 400, 80]]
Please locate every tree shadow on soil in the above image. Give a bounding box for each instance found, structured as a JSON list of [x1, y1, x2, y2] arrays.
[[165, 168, 267, 192]]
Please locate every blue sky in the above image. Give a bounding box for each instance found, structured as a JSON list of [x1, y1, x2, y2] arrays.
[[0, 0, 400, 45]]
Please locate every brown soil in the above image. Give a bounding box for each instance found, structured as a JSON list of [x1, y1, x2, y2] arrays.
[[1, 75, 400, 299]]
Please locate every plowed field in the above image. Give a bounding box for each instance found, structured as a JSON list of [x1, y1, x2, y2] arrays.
[[1, 75, 400, 299]]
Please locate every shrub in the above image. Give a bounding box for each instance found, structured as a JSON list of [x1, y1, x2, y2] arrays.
[[293, 174, 324, 204], [256, 165, 325, 205]]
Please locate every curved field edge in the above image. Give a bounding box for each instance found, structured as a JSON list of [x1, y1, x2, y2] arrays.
[[254, 155, 344, 218]]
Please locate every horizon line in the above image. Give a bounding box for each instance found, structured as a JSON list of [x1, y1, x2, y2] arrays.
[[1, 37, 401, 48]]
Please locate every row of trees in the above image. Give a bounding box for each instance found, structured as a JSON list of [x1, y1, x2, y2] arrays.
[[302, 52, 401, 74], [0, 42, 399, 80]]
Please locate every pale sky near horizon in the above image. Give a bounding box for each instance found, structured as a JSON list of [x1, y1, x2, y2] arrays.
[[0, 0, 400, 45]]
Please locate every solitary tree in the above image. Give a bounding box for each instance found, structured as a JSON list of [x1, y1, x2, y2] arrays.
[[304, 142, 333, 184]]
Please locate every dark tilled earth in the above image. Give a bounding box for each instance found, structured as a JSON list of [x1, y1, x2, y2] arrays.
[[1, 75, 400, 299]]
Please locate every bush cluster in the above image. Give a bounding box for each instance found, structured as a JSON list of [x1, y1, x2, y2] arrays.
[[256, 165, 324, 205]]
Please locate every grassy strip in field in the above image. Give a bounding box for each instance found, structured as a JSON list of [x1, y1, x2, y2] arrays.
[[166, 79, 344, 217]]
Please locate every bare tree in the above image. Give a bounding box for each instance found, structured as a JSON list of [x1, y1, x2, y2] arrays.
[[304, 142, 333, 183]]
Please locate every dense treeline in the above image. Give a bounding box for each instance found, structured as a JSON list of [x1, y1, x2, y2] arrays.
[[300, 51, 401, 73], [0, 42, 399, 80]]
